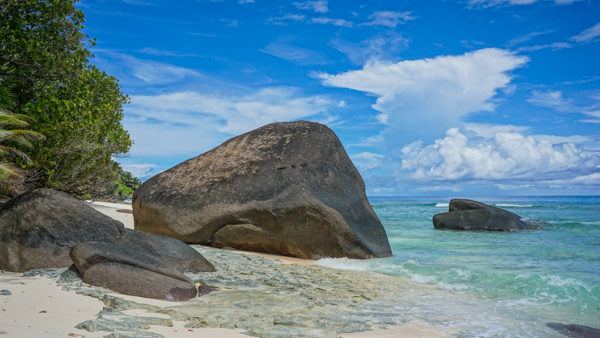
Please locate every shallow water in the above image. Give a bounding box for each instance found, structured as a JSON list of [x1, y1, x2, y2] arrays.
[[319, 196, 600, 333]]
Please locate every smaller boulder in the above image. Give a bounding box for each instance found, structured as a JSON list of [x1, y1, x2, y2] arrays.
[[433, 199, 530, 231], [120, 229, 215, 273], [0, 189, 124, 272], [70, 241, 198, 301]]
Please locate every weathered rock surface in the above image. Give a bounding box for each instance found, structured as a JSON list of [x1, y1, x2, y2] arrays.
[[0, 189, 123, 271], [120, 229, 215, 273], [546, 323, 600, 338], [70, 241, 198, 301], [433, 198, 530, 231], [133, 121, 392, 259], [0, 188, 215, 275]]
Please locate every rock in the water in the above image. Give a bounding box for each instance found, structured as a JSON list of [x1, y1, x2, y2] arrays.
[[133, 121, 392, 259], [70, 241, 198, 301], [433, 198, 530, 231], [546, 323, 600, 338], [0, 189, 123, 272]]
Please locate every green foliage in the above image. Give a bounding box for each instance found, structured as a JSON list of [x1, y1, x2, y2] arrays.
[[0, 0, 132, 197], [109, 166, 142, 200], [0, 83, 44, 180]]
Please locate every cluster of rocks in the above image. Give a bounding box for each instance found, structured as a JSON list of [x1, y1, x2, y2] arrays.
[[0, 188, 214, 301], [0, 121, 392, 301]]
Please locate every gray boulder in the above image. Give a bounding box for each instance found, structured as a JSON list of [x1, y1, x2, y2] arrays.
[[120, 229, 215, 273], [0, 189, 123, 271], [0, 188, 215, 274], [133, 121, 392, 259], [70, 241, 198, 301], [433, 199, 530, 231]]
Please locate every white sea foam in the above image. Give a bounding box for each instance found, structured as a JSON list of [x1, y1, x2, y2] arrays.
[[435, 203, 449, 208], [316, 257, 369, 271], [495, 203, 533, 208]]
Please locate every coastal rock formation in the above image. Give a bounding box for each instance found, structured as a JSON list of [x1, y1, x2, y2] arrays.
[[70, 241, 198, 301], [120, 229, 215, 273], [0, 189, 123, 271], [546, 323, 600, 338], [0, 188, 215, 274], [433, 198, 530, 231], [133, 121, 392, 259]]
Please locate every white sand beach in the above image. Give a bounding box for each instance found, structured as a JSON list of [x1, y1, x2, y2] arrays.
[[0, 201, 447, 338]]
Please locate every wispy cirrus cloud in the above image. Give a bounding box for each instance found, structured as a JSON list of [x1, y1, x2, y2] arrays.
[[363, 11, 414, 28], [93, 50, 201, 86], [331, 31, 409, 65], [571, 22, 600, 43], [261, 38, 328, 65], [311, 17, 353, 28], [293, 0, 328, 13]]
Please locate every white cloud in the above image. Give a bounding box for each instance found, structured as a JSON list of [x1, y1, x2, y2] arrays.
[[239, 0, 255, 3], [120, 163, 157, 178], [317, 48, 528, 141], [469, 0, 576, 7], [527, 90, 574, 111], [94, 51, 201, 85], [128, 87, 332, 138], [331, 31, 409, 65], [267, 14, 305, 25], [352, 152, 385, 171], [400, 127, 599, 182], [571, 22, 600, 43], [364, 11, 413, 28], [293, 0, 328, 13], [262, 38, 328, 65], [527, 90, 600, 123], [311, 17, 353, 27]]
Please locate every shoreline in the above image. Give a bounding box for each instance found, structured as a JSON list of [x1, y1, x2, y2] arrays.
[[0, 201, 448, 337]]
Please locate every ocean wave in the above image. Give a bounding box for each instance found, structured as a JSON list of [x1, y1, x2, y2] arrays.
[[316, 257, 370, 271], [494, 203, 534, 208], [435, 203, 449, 208]]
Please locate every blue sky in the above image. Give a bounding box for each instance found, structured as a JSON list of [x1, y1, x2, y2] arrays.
[[80, 0, 599, 196]]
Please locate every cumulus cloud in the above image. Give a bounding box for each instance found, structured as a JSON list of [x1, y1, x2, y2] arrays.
[[317, 48, 528, 142], [400, 127, 599, 182], [364, 11, 413, 28], [293, 0, 328, 13]]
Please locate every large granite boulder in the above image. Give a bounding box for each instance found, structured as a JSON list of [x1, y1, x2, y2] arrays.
[[433, 198, 530, 231], [0, 189, 123, 271], [133, 121, 392, 259], [70, 241, 198, 301], [0, 188, 215, 274]]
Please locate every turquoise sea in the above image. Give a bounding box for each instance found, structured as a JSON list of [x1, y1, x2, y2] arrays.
[[319, 196, 600, 335]]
